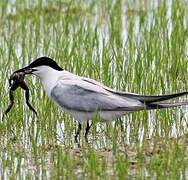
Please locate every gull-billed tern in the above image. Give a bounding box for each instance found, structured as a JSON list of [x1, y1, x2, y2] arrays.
[[15, 57, 188, 142]]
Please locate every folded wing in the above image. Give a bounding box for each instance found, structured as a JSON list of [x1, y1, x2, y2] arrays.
[[51, 77, 188, 113], [51, 79, 145, 112]]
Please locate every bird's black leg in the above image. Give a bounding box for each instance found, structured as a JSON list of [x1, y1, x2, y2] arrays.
[[75, 123, 82, 143], [85, 121, 92, 143]]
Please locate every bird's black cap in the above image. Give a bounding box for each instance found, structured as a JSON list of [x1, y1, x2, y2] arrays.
[[28, 57, 63, 71]]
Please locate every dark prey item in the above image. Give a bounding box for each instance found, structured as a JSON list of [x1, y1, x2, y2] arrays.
[[3, 71, 38, 118]]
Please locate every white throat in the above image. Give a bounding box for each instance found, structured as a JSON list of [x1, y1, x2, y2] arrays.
[[33, 66, 63, 97]]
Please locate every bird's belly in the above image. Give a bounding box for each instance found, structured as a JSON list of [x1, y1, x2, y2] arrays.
[[62, 108, 94, 123], [99, 111, 130, 121], [62, 107, 130, 123]]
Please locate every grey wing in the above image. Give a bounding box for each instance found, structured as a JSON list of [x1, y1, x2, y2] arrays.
[[51, 80, 144, 112], [83, 77, 188, 103]]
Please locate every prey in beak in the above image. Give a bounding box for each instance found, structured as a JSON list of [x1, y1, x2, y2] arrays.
[[2, 68, 38, 120], [13, 66, 36, 75]]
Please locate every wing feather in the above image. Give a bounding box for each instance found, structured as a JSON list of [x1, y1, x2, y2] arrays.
[[51, 79, 144, 112], [82, 78, 188, 103]]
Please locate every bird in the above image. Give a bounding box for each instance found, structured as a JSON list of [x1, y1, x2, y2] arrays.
[[16, 56, 188, 142]]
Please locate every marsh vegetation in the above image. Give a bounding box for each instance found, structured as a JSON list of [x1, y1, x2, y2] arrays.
[[0, 0, 188, 179]]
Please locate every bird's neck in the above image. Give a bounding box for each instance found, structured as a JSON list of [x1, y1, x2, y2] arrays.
[[40, 70, 63, 97]]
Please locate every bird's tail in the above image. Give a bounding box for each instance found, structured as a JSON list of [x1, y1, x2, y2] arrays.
[[146, 101, 188, 110], [118, 91, 188, 103], [106, 88, 188, 110], [135, 91, 188, 109], [116, 91, 188, 110]]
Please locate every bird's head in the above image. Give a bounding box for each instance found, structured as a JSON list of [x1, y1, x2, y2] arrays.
[[16, 57, 63, 79]]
